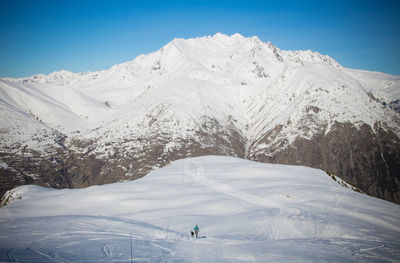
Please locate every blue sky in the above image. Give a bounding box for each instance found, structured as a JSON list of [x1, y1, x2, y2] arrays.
[[1, 0, 399, 77]]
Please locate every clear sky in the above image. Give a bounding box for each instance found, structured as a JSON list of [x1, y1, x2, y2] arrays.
[[1, 0, 399, 78]]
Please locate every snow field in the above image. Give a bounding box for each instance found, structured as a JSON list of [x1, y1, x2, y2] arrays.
[[1, 156, 399, 262]]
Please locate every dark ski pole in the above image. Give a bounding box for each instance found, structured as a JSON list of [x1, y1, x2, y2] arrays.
[[130, 233, 133, 263]]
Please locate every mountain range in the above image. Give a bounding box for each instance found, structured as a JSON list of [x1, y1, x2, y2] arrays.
[[1, 33, 399, 203]]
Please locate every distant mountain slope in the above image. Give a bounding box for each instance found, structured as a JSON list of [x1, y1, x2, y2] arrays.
[[1, 33, 399, 203], [1, 156, 399, 262]]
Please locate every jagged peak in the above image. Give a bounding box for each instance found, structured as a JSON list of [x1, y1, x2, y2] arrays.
[[249, 35, 262, 43], [13, 69, 80, 84], [283, 49, 341, 68], [48, 70, 75, 78], [266, 41, 279, 50], [231, 33, 245, 39], [210, 32, 253, 46], [212, 32, 230, 39]]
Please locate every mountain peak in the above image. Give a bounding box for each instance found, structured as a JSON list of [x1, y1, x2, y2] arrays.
[[212, 32, 230, 39], [231, 33, 245, 39]]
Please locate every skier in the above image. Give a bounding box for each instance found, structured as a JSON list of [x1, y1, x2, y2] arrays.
[[193, 224, 199, 238]]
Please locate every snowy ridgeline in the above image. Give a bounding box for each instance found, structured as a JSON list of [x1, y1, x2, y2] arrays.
[[0, 156, 399, 262], [1, 33, 399, 156]]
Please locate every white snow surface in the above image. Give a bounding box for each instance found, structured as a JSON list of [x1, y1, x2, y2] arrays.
[[1, 33, 399, 154], [1, 156, 399, 262]]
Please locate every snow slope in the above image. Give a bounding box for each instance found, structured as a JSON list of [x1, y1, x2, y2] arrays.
[[1, 33, 399, 154], [1, 156, 399, 262]]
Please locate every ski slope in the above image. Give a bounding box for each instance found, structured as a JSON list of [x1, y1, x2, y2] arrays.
[[1, 156, 399, 262]]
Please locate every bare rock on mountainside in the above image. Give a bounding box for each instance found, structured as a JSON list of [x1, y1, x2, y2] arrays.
[[251, 122, 400, 203], [1, 33, 399, 204]]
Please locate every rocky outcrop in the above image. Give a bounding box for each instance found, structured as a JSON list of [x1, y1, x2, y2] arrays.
[[0, 116, 247, 200], [66, 116, 246, 188], [1, 119, 400, 205], [250, 122, 400, 204]]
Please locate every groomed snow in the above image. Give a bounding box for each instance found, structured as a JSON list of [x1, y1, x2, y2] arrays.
[[1, 156, 399, 262]]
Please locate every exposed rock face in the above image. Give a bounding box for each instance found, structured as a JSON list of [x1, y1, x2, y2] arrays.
[[0, 148, 72, 198], [250, 122, 400, 204], [66, 116, 247, 188], [0, 116, 247, 200], [390, 100, 400, 114], [2, 119, 399, 205]]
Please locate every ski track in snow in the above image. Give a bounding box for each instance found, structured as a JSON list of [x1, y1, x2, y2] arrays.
[[30, 248, 67, 263], [1, 156, 400, 262], [185, 158, 280, 208], [6, 249, 16, 262]]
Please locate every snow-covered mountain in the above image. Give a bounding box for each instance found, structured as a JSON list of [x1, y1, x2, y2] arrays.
[[1, 156, 399, 262], [1, 33, 399, 203]]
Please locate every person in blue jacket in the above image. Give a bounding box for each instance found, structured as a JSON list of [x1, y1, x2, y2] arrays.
[[193, 224, 199, 238]]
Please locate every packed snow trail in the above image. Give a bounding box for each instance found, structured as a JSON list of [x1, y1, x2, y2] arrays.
[[1, 156, 400, 262]]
